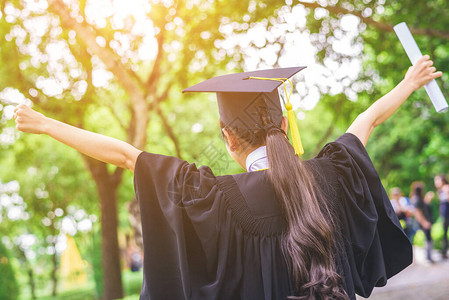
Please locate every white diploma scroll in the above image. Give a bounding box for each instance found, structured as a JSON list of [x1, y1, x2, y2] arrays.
[[393, 22, 448, 112]]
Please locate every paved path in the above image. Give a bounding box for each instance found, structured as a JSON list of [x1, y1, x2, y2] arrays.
[[356, 246, 449, 300]]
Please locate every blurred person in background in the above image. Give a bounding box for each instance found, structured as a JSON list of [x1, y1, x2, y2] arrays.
[[410, 182, 434, 263], [390, 187, 416, 242], [434, 174, 449, 259], [124, 234, 143, 272]]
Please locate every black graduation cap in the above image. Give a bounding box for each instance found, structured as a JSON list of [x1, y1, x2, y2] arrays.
[[182, 67, 306, 130]]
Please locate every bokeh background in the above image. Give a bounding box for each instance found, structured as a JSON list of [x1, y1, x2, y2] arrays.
[[1, 0, 449, 299]]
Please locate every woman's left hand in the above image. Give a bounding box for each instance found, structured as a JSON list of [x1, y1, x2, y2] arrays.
[[13, 104, 49, 134], [404, 55, 442, 91]]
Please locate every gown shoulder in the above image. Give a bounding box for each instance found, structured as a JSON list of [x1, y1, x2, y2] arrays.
[[315, 132, 413, 297]]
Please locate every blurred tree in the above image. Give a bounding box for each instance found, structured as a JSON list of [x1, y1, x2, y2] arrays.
[[3, 0, 448, 298], [0, 240, 19, 300], [295, 0, 449, 192], [0, 179, 36, 299], [0, 134, 97, 297], [0, 0, 290, 298]]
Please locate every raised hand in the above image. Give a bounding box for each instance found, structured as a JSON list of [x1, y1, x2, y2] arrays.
[[13, 103, 141, 171], [13, 104, 48, 134], [347, 54, 443, 146], [404, 55, 442, 91]]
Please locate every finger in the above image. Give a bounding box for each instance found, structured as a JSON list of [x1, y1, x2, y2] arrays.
[[14, 106, 27, 116], [430, 66, 436, 73], [431, 71, 443, 79], [14, 104, 26, 112], [427, 60, 434, 67], [416, 55, 430, 65], [16, 124, 24, 132]]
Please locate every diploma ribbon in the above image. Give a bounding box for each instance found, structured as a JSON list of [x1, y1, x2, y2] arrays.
[[247, 76, 304, 156]]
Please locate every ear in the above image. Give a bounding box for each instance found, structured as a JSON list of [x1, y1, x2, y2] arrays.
[[281, 116, 288, 135], [222, 128, 238, 152]]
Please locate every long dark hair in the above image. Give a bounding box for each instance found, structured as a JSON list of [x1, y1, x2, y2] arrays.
[[220, 104, 347, 299], [410, 181, 424, 204]]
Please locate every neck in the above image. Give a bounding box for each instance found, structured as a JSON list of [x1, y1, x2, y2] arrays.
[[245, 145, 268, 172], [231, 142, 260, 170]]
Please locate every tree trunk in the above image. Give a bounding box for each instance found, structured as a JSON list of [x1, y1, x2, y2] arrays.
[[51, 239, 58, 296], [16, 246, 36, 299], [83, 156, 124, 300], [98, 180, 123, 300], [126, 198, 143, 250], [28, 268, 36, 299]]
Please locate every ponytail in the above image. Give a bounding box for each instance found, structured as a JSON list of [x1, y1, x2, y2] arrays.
[[221, 105, 348, 299], [266, 129, 347, 299]]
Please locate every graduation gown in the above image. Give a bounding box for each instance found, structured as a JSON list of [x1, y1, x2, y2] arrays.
[[133, 133, 412, 300]]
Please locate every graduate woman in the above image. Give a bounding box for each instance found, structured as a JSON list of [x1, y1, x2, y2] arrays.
[[14, 55, 441, 300]]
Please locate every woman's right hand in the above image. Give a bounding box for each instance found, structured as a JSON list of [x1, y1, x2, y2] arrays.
[[404, 55, 442, 91], [347, 54, 443, 146], [13, 104, 49, 134]]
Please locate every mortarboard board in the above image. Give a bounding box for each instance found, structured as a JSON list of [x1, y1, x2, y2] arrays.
[[183, 67, 307, 155], [182, 67, 306, 130]]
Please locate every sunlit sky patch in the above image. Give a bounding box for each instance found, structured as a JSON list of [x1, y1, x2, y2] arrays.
[[0, 0, 363, 118]]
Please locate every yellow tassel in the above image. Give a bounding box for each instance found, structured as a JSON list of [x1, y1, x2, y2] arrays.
[[285, 103, 304, 156], [248, 76, 305, 156]]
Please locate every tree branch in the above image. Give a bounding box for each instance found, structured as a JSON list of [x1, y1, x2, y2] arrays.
[[101, 94, 128, 132], [48, 0, 149, 149], [297, 1, 449, 40], [148, 80, 174, 111], [112, 167, 124, 186], [49, 0, 145, 95], [67, 40, 95, 100], [1, 0, 5, 16], [145, 29, 165, 96], [155, 105, 182, 159]]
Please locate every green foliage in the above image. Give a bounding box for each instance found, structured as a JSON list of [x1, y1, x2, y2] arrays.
[[122, 270, 143, 297], [2, 0, 449, 296], [18, 270, 143, 300], [91, 229, 103, 299], [0, 241, 19, 300], [297, 0, 449, 249], [0, 130, 98, 299]]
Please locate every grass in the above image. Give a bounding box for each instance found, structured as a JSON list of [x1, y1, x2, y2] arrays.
[[18, 270, 142, 300]]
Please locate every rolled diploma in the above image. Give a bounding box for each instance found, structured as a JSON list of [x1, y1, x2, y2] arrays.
[[393, 22, 448, 112]]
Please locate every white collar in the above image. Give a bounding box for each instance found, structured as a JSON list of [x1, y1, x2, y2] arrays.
[[245, 146, 268, 172]]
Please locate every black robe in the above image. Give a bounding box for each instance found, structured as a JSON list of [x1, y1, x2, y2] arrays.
[[133, 133, 412, 300]]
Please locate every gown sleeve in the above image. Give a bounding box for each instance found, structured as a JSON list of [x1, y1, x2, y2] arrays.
[[133, 152, 223, 299], [316, 133, 412, 298]]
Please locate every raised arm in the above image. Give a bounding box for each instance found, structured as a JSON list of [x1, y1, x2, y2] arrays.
[[13, 105, 142, 172], [347, 55, 442, 146]]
